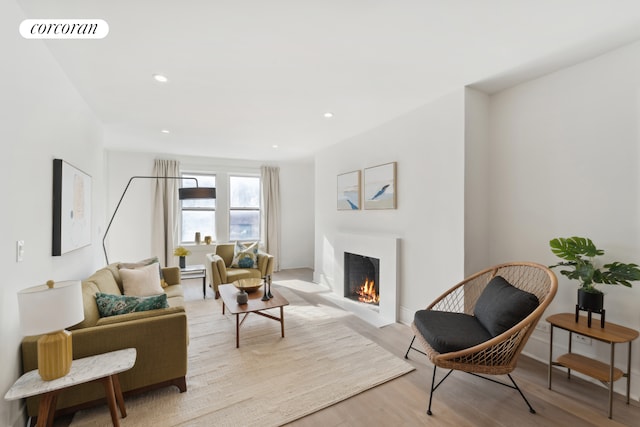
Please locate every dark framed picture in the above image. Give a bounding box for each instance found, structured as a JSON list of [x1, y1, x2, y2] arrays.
[[52, 159, 92, 255]]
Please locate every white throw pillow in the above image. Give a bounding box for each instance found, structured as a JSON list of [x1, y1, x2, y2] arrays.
[[120, 263, 165, 297]]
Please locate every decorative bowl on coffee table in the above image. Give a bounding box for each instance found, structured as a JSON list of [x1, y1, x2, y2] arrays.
[[233, 278, 263, 293]]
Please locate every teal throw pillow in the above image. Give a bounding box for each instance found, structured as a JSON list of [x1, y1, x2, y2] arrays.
[[231, 241, 258, 268], [95, 292, 169, 318]]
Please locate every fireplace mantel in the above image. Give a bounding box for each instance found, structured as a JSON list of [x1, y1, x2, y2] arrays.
[[330, 233, 399, 327]]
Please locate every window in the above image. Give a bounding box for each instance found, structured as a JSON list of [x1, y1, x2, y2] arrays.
[[180, 173, 216, 243], [229, 175, 260, 241]]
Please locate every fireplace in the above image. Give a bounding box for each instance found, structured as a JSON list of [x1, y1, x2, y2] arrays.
[[344, 252, 380, 305], [324, 233, 399, 327]]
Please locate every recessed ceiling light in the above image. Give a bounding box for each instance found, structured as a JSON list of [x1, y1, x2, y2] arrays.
[[323, 112, 334, 119], [272, 145, 279, 149], [161, 129, 170, 134], [153, 74, 168, 83]]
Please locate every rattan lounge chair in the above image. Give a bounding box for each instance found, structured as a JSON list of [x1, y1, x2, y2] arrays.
[[405, 261, 557, 415]]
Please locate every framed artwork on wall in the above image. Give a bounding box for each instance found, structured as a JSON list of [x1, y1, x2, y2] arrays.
[[337, 170, 361, 210], [364, 162, 396, 210], [52, 159, 92, 256]]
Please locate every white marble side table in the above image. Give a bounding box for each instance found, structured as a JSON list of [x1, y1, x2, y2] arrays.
[[5, 348, 136, 427]]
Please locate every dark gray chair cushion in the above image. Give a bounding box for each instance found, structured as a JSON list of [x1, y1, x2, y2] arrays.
[[473, 276, 539, 337], [413, 310, 493, 354]]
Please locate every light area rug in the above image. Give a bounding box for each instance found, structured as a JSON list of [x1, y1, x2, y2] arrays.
[[69, 286, 414, 426]]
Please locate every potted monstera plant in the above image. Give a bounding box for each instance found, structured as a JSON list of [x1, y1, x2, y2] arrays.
[[549, 236, 640, 315]]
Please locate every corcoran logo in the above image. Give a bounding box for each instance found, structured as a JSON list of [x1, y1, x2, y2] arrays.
[[20, 19, 109, 39]]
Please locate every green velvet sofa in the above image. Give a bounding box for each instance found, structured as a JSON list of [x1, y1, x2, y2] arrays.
[[20, 263, 188, 420]]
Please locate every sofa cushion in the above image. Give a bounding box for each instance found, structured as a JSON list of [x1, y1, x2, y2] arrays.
[[95, 305, 185, 326], [87, 268, 122, 296], [474, 275, 540, 337], [69, 281, 101, 330], [95, 292, 169, 317], [118, 256, 167, 288], [231, 241, 258, 268], [163, 284, 184, 299], [414, 310, 493, 354], [120, 263, 165, 296]]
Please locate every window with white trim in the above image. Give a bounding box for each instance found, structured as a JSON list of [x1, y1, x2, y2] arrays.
[[229, 175, 260, 241], [180, 173, 216, 243]]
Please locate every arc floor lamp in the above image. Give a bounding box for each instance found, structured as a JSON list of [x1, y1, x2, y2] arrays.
[[102, 176, 216, 264]]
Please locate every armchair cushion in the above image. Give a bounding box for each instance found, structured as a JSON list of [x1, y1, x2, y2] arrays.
[[474, 276, 539, 337], [413, 310, 493, 354]]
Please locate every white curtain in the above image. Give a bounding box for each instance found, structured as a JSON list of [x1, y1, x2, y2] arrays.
[[152, 159, 180, 267], [261, 166, 281, 271]]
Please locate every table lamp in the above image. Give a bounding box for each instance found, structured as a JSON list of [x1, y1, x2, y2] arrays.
[[17, 280, 84, 381]]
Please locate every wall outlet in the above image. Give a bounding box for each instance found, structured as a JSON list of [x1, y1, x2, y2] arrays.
[[535, 323, 550, 333], [573, 334, 592, 345], [16, 240, 24, 262]]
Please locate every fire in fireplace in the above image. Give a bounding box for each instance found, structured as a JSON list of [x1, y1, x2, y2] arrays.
[[344, 252, 380, 306]]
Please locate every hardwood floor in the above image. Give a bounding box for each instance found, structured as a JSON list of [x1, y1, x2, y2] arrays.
[[53, 269, 639, 426], [266, 269, 640, 427]]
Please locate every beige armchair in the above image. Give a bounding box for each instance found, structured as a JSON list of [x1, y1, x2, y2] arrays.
[[206, 242, 275, 298]]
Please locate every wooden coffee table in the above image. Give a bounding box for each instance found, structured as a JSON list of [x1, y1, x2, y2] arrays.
[[219, 282, 289, 348]]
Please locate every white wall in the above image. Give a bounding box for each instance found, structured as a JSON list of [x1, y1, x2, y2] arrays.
[[105, 150, 314, 270], [314, 89, 467, 324], [464, 88, 491, 274], [279, 159, 315, 269], [315, 39, 640, 401], [1, 2, 105, 426], [489, 40, 640, 399]]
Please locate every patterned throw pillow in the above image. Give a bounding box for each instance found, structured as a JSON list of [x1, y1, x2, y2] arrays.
[[231, 241, 258, 268], [95, 292, 169, 318]]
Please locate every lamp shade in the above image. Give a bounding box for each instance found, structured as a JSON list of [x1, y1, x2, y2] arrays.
[[179, 187, 216, 200], [17, 280, 84, 336]]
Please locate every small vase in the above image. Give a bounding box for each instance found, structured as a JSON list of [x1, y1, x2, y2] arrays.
[[236, 290, 248, 305], [179, 256, 186, 269]]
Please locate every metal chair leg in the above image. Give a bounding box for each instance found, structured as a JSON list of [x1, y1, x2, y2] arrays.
[[508, 374, 536, 414], [404, 336, 416, 359], [405, 335, 426, 359], [427, 365, 437, 415]]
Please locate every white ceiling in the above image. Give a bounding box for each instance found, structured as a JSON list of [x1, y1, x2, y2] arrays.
[[17, 1, 640, 161]]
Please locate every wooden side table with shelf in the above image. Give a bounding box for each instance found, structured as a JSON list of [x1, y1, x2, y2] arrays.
[[547, 313, 638, 419]]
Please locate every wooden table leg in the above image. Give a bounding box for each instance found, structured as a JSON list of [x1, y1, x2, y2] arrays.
[[548, 325, 553, 389], [280, 306, 285, 337], [236, 313, 240, 348], [626, 342, 632, 404], [100, 376, 121, 427], [608, 344, 615, 419], [111, 374, 127, 418], [36, 392, 58, 427]]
